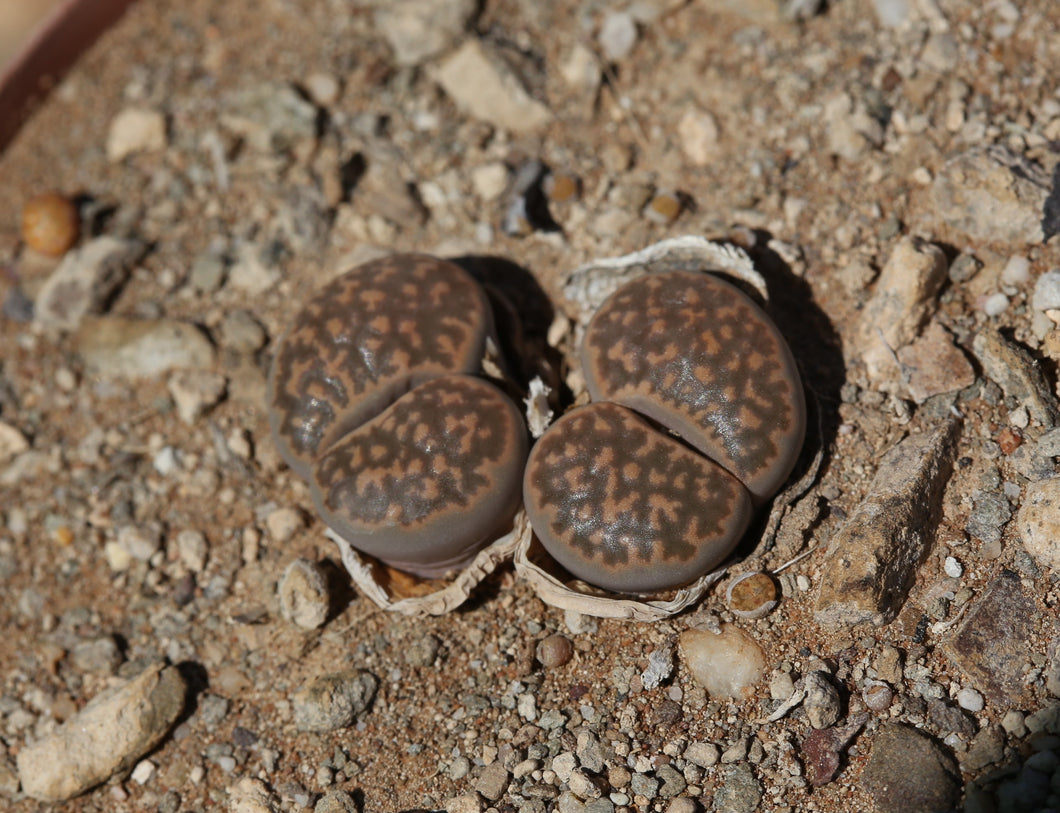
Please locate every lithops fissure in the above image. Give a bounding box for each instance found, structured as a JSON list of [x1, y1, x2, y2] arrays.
[[268, 254, 527, 578], [268, 254, 495, 480], [582, 271, 805, 501], [526, 269, 805, 594], [314, 375, 527, 577], [524, 402, 752, 594]]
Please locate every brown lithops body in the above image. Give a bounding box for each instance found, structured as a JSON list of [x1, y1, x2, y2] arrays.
[[525, 268, 804, 595], [581, 270, 805, 502], [268, 254, 495, 479], [524, 402, 752, 594], [268, 254, 528, 581], [313, 375, 527, 577]]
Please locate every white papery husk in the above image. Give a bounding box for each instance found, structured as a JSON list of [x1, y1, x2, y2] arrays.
[[516, 235, 820, 620], [327, 509, 531, 616]]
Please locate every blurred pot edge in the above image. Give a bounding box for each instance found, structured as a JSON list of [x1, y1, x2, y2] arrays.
[[0, 0, 141, 155]]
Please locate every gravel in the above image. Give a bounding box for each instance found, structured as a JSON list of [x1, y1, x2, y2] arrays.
[[1, 1, 1059, 811]]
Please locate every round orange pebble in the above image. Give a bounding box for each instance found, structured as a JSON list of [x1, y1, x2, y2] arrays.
[[21, 192, 79, 257]]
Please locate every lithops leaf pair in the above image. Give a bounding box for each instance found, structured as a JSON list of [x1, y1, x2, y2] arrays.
[[268, 254, 528, 588], [523, 259, 805, 598]]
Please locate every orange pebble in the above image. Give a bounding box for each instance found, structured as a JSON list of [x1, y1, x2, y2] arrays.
[[21, 192, 80, 257]]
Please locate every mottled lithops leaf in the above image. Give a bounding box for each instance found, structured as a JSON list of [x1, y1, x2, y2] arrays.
[[523, 402, 752, 594], [581, 271, 805, 501], [312, 375, 527, 577], [268, 254, 495, 477]]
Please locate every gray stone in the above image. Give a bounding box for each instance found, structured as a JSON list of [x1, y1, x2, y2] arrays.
[[75, 316, 215, 380], [34, 237, 143, 331], [219, 310, 268, 354], [1033, 269, 1060, 312], [655, 764, 686, 798], [292, 671, 377, 731], [168, 369, 227, 424], [685, 742, 720, 769], [871, 0, 911, 26], [815, 419, 960, 626], [598, 12, 638, 61], [630, 772, 658, 799], [432, 40, 551, 133], [222, 82, 318, 153], [802, 671, 842, 729], [474, 761, 510, 802], [856, 236, 948, 386], [568, 768, 601, 799], [375, 0, 476, 66], [228, 777, 280, 813], [640, 647, 674, 690], [941, 571, 1039, 704], [860, 724, 960, 813], [961, 725, 1005, 773], [17, 663, 185, 802], [228, 243, 281, 295], [965, 490, 1012, 544], [279, 559, 331, 630], [926, 699, 976, 739], [1017, 476, 1060, 572], [444, 792, 484, 813], [403, 634, 441, 667], [69, 635, 123, 675], [712, 763, 761, 813], [189, 252, 227, 293], [973, 327, 1059, 429], [315, 789, 358, 813], [922, 145, 1053, 245]]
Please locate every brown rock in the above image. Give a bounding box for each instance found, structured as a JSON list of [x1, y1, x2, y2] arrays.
[[895, 321, 976, 403], [815, 418, 961, 626], [920, 145, 1052, 246], [801, 713, 867, 787], [940, 571, 1039, 704], [973, 327, 1060, 429], [857, 236, 948, 386], [17, 663, 185, 802], [860, 724, 960, 813]]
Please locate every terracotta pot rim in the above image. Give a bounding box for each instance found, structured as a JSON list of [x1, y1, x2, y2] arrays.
[[0, 0, 140, 155]]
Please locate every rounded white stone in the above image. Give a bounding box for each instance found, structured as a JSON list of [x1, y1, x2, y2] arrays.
[[944, 556, 963, 578], [957, 687, 985, 712]]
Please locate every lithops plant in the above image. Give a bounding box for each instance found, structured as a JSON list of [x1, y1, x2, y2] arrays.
[[521, 245, 805, 612], [268, 254, 529, 609]]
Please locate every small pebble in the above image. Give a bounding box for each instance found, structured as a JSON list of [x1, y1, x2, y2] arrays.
[[982, 292, 1010, 316], [537, 634, 574, 668], [279, 558, 331, 630], [1001, 255, 1031, 286], [956, 687, 985, 712], [726, 572, 779, 619], [643, 190, 682, 224], [598, 11, 638, 61], [21, 192, 79, 256], [107, 107, 167, 162], [130, 759, 155, 785], [943, 556, 963, 578], [403, 634, 441, 667], [292, 670, 377, 732], [315, 789, 358, 813], [863, 683, 894, 712], [266, 506, 304, 543], [544, 172, 580, 203], [304, 73, 340, 107]]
